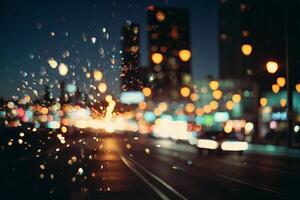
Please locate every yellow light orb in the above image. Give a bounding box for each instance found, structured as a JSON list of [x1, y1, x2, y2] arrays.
[[209, 80, 219, 90], [142, 87, 152, 97], [266, 61, 278, 74], [277, 77, 286, 87], [93, 70, 103, 81], [224, 125, 233, 133], [272, 84, 280, 94], [260, 97, 268, 107], [241, 44, 253, 56], [151, 53, 163, 64], [212, 90, 222, 100], [203, 105, 211, 114], [232, 94, 241, 103], [226, 101, 234, 110], [98, 83, 107, 93], [296, 83, 300, 93], [190, 93, 199, 101], [61, 126, 68, 133], [58, 63, 68, 76], [156, 11, 165, 22], [178, 49, 191, 62], [158, 102, 168, 112], [105, 95, 113, 102], [47, 58, 58, 69], [138, 101, 147, 110], [209, 100, 219, 110], [86, 72, 91, 78], [185, 103, 195, 113], [195, 108, 204, 116], [280, 99, 287, 107], [7, 101, 15, 109], [180, 87, 191, 97]]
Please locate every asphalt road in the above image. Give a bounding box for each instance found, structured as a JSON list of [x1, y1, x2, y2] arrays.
[[0, 126, 299, 200]]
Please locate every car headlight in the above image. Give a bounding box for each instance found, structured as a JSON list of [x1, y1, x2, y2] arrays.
[[221, 141, 248, 151], [197, 139, 219, 149]]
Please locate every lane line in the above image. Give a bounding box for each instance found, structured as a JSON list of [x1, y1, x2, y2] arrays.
[[214, 173, 286, 196], [121, 156, 170, 200], [125, 155, 188, 200], [154, 149, 287, 196]]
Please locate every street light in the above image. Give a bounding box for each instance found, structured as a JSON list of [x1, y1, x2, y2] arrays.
[[241, 44, 253, 56], [266, 61, 279, 73], [151, 53, 163, 64], [180, 86, 190, 97], [178, 49, 191, 62], [277, 77, 286, 87]]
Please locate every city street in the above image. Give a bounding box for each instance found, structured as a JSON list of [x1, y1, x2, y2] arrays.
[[1, 0, 300, 199], [1, 126, 299, 200]]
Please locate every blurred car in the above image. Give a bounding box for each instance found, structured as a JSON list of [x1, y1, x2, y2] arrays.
[[219, 132, 248, 154], [196, 130, 221, 153], [196, 130, 248, 155]]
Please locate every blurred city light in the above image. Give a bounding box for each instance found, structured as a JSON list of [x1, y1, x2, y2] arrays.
[[276, 77, 286, 87], [260, 97, 268, 106], [296, 83, 300, 93], [47, 58, 58, 69], [93, 70, 103, 81], [209, 80, 219, 90], [232, 94, 242, 103], [178, 49, 192, 62], [241, 44, 253, 56], [180, 86, 191, 97], [58, 63, 68, 76], [98, 83, 107, 93], [272, 84, 280, 93], [266, 61, 279, 74], [142, 87, 152, 97], [151, 52, 163, 64]]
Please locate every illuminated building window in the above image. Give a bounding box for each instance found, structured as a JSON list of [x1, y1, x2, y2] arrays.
[[154, 65, 162, 72], [151, 33, 159, 40], [130, 45, 139, 53], [240, 3, 250, 12], [147, 5, 154, 11], [156, 11, 166, 22], [246, 69, 252, 75], [220, 33, 227, 41], [151, 46, 158, 52], [133, 27, 139, 34], [160, 46, 168, 53], [157, 72, 164, 79], [242, 30, 250, 37], [170, 26, 179, 39], [182, 74, 192, 84]]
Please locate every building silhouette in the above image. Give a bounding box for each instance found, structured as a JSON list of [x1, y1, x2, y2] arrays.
[[120, 22, 142, 92], [218, 0, 300, 92], [147, 6, 192, 100]]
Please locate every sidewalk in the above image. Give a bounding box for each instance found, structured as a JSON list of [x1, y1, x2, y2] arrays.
[[246, 144, 300, 158]]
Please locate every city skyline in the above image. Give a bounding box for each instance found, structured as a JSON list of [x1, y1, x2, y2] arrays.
[[0, 0, 219, 99]]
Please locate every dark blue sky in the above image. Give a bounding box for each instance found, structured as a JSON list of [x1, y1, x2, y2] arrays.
[[0, 0, 218, 99]]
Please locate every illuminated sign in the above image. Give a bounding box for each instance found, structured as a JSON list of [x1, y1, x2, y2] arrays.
[[120, 91, 144, 104], [66, 84, 77, 93], [214, 112, 230, 122]]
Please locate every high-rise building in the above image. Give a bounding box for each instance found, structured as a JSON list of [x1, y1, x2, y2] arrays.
[[147, 6, 192, 100], [120, 22, 142, 92], [218, 0, 300, 92]]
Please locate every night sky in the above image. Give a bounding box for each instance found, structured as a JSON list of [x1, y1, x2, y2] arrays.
[[0, 0, 218, 99]]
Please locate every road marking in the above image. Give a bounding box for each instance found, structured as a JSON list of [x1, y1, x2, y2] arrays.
[[221, 159, 300, 177], [215, 173, 286, 196], [124, 155, 188, 200], [153, 149, 287, 196], [121, 156, 170, 200]]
